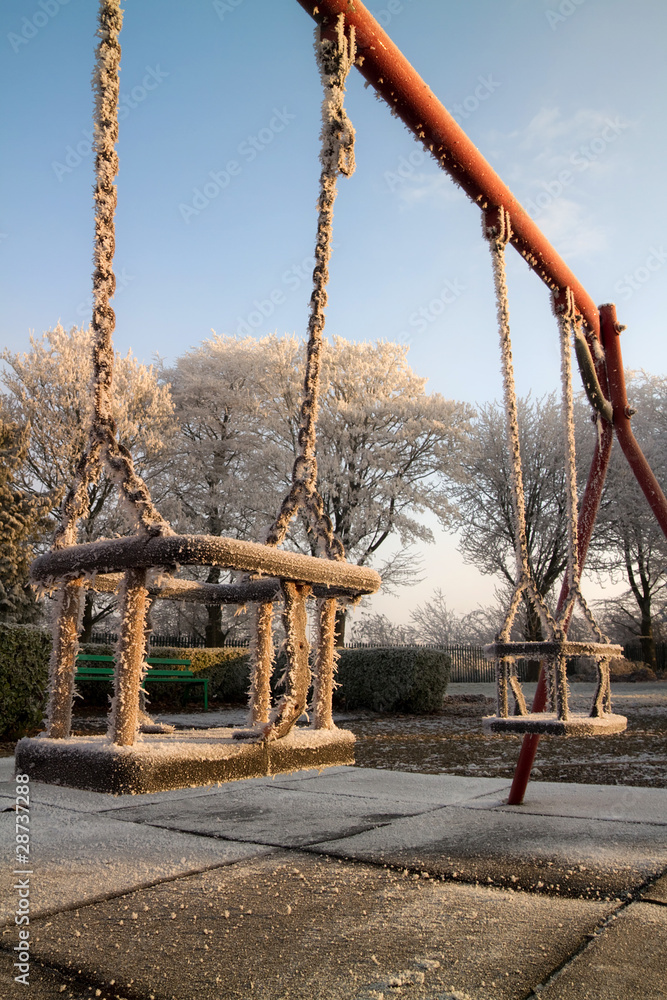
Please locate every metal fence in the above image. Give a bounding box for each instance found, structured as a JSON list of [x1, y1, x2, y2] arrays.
[[90, 632, 250, 649], [87, 634, 542, 682], [623, 642, 666, 671]]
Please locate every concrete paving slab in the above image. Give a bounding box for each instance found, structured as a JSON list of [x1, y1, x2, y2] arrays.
[[538, 901, 667, 999], [465, 779, 667, 825], [640, 873, 667, 904], [11, 851, 617, 1000], [0, 802, 274, 925], [271, 766, 512, 805], [105, 781, 440, 848], [3, 768, 308, 815], [310, 806, 667, 899], [0, 948, 105, 999], [4, 778, 231, 814], [0, 757, 16, 802]]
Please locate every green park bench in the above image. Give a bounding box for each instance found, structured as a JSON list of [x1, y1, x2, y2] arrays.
[[75, 653, 208, 710]]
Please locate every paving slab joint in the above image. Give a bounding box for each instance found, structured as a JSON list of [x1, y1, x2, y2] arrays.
[[637, 864, 667, 906], [526, 880, 662, 997], [0, 850, 280, 931]]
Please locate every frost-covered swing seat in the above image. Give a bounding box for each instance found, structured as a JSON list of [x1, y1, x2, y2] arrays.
[[17, 3, 379, 794]]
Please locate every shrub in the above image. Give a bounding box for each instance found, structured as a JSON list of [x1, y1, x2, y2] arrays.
[[0, 623, 51, 738], [168, 647, 250, 703], [334, 646, 450, 713]]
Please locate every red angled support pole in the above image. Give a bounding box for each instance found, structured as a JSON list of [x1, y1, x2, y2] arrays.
[[600, 303, 667, 536]]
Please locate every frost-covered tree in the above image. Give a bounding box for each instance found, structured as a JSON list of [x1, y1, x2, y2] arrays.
[[0, 417, 51, 623], [351, 590, 503, 647], [162, 334, 473, 644], [590, 372, 667, 667], [159, 335, 284, 645], [447, 393, 592, 647], [315, 339, 473, 575], [408, 588, 468, 645], [262, 337, 473, 641], [349, 611, 414, 645], [1, 324, 174, 638]]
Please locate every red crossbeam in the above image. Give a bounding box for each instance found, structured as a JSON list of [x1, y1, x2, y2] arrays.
[[296, 0, 600, 338]]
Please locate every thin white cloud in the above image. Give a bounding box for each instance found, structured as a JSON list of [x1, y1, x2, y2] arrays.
[[484, 107, 634, 258], [533, 197, 608, 259], [394, 171, 465, 210]]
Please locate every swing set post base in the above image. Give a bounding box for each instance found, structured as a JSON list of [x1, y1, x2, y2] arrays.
[[507, 667, 544, 804]]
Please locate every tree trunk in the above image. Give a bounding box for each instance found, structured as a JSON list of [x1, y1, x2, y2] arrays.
[[204, 566, 224, 647], [523, 595, 544, 682], [639, 612, 658, 671], [80, 591, 95, 642], [334, 607, 346, 647], [205, 603, 225, 648]]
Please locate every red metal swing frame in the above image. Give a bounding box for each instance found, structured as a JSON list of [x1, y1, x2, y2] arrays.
[[296, 0, 667, 803]]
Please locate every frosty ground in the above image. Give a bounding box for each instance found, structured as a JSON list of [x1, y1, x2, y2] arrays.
[[1, 682, 666, 1000], [59, 680, 667, 789]]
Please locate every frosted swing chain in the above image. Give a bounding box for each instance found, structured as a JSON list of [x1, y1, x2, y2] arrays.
[[55, 0, 171, 551], [483, 208, 620, 728], [265, 15, 356, 561], [483, 208, 558, 646], [46, 0, 169, 742], [554, 290, 607, 644], [249, 16, 356, 735]]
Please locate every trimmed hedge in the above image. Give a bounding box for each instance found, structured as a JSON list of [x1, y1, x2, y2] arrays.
[[0, 623, 51, 738], [161, 646, 250, 703], [334, 646, 451, 713]]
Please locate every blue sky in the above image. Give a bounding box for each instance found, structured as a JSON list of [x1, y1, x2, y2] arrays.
[[2, 0, 667, 621]]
